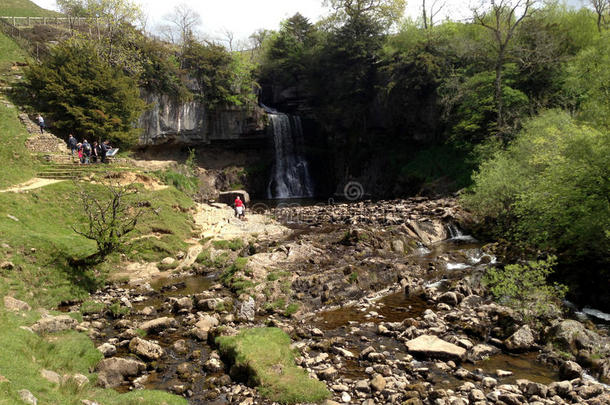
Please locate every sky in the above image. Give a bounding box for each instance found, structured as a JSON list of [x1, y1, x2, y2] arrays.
[[31, 0, 585, 44]]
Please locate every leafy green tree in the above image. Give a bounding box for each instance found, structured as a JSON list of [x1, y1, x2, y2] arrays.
[[564, 31, 610, 131], [324, 0, 406, 31], [463, 110, 610, 262], [181, 38, 257, 110], [25, 39, 146, 147]]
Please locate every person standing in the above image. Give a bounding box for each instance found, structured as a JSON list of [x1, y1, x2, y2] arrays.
[[67, 134, 77, 157], [82, 139, 91, 164], [92, 141, 101, 163], [36, 114, 45, 134], [101, 140, 111, 163], [234, 196, 245, 219]]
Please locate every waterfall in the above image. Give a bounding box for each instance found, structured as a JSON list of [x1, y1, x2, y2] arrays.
[[267, 113, 314, 199]]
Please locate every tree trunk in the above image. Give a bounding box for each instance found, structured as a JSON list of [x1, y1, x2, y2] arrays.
[[495, 50, 505, 133]]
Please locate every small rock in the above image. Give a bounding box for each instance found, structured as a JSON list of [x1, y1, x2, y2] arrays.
[[96, 343, 117, 357], [0, 261, 15, 270], [129, 337, 164, 360], [3, 296, 30, 312], [370, 374, 386, 391], [19, 390, 37, 405], [40, 369, 61, 384], [340, 392, 351, 403], [31, 315, 78, 334]]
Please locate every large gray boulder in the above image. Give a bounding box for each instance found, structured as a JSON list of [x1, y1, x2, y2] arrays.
[[551, 320, 605, 354], [31, 315, 78, 334], [219, 190, 250, 205], [95, 357, 146, 388], [129, 337, 164, 360], [405, 335, 467, 361], [504, 325, 535, 351]]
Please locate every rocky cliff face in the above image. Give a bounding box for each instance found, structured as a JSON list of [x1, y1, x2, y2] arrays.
[[138, 91, 268, 146]]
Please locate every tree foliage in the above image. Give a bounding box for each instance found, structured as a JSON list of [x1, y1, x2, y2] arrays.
[[463, 110, 610, 262], [25, 39, 146, 147]]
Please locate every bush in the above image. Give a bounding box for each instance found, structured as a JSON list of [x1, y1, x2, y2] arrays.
[[484, 256, 567, 322], [157, 170, 199, 194], [462, 110, 610, 262]]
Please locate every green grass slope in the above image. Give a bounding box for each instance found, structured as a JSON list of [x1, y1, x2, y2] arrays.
[[0, 0, 61, 17], [0, 307, 187, 405], [0, 181, 195, 307], [0, 33, 38, 188]]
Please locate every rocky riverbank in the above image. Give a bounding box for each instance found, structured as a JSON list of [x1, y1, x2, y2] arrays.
[[27, 198, 610, 404]]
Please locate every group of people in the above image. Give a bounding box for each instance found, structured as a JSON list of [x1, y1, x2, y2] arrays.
[[67, 134, 112, 164]]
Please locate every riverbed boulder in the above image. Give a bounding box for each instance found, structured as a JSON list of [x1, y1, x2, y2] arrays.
[[405, 335, 466, 361], [96, 343, 117, 357], [129, 337, 164, 360], [550, 320, 604, 355], [95, 357, 146, 388], [190, 314, 219, 340], [559, 360, 582, 380], [238, 295, 255, 321], [31, 315, 78, 334], [504, 325, 535, 351], [219, 190, 250, 205], [3, 296, 31, 312], [139, 316, 177, 333]]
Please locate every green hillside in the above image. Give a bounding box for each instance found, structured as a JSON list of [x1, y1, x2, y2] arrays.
[[0, 0, 61, 17]]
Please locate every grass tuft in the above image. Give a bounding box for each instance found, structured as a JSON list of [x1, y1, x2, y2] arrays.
[[216, 328, 330, 404]]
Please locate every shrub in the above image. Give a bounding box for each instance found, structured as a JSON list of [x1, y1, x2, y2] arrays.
[[483, 256, 567, 322]]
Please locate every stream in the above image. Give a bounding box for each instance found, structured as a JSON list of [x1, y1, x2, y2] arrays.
[[73, 201, 609, 404]]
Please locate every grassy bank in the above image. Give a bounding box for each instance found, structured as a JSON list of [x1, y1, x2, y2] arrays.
[[0, 181, 195, 308], [0, 306, 186, 405], [217, 327, 330, 404]]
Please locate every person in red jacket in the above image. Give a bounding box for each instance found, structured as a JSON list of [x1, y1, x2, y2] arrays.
[[234, 196, 245, 219]]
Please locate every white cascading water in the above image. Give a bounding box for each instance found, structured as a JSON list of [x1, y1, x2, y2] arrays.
[[267, 113, 315, 199]]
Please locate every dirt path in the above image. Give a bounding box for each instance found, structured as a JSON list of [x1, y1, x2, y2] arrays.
[[0, 178, 64, 193]]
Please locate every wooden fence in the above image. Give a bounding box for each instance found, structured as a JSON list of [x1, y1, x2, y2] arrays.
[[0, 18, 49, 60]]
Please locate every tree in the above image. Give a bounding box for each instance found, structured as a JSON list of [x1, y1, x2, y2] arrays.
[[25, 39, 146, 147], [324, 0, 406, 30], [159, 3, 202, 46], [422, 0, 446, 29], [473, 0, 537, 134], [73, 181, 152, 259], [564, 31, 610, 131], [589, 0, 609, 31]]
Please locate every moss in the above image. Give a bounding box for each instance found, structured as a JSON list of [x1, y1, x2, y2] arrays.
[[157, 261, 179, 271], [213, 238, 245, 251], [216, 328, 330, 404], [284, 303, 299, 317], [80, 300, 105, 315], [348, 272, 359, 283]]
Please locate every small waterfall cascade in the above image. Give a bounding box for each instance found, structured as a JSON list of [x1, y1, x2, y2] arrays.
[[266, 112, 315, 199]]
